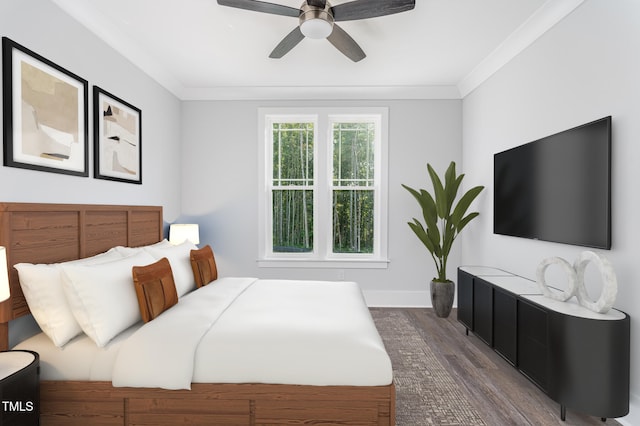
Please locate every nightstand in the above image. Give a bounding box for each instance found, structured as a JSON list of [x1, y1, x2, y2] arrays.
[[0, 350, 39, 426]]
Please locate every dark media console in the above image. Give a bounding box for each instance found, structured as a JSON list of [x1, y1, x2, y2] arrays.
[[458, 266, 629, 421]]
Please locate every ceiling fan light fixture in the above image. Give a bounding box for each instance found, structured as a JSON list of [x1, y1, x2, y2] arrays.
[[299, 2, 334, 39], [300, 18, 333, 39]]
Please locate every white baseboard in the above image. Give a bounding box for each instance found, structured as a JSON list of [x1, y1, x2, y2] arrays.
[[363, 290, 431, 307]]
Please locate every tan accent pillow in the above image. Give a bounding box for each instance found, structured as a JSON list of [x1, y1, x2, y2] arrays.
[[190, 245, 218, 288], [132, 257, 178, 322]]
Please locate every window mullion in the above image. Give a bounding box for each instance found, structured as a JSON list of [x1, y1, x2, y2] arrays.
[[316, 113, 329, 258]]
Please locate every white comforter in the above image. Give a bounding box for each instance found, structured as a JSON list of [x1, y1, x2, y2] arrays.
[[112, 277, 393, 390]]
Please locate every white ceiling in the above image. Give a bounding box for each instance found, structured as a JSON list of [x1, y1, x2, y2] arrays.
[[51, 0, 584, 100]]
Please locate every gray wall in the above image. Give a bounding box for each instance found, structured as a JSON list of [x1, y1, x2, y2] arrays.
[[0, 0, 182, 222], [461, 1, 640, 423], [180, 99, 463, 305]]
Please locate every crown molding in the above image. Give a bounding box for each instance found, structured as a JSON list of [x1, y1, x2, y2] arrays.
[[457, 0, 585, 98]]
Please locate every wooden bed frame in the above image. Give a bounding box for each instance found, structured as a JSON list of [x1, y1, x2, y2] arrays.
[[0, 202, 395, 425]]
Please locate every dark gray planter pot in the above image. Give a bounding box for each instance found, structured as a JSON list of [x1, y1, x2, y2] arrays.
[[430, 280, 455, 318]]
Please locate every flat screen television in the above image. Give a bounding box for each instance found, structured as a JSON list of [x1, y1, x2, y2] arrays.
[[494, 116, 611, 249]]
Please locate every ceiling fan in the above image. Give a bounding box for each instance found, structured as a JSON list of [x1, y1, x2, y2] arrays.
[[217, 0, 416, 62]]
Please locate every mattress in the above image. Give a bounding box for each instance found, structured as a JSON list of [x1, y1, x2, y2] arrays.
[[14, 277, 393, 389]]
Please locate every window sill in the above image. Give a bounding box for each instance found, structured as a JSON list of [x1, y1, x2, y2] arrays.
[[257, 258, 390, 269]]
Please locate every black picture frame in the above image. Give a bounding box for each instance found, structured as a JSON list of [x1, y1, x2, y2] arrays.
[[2, 37, 89, 177], [93, 86, 142, 184]]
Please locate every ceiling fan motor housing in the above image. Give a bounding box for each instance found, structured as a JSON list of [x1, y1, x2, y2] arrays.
[[299, 1, 334, 39]]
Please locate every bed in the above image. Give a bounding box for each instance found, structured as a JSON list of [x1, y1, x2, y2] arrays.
[[0, 202, 396, 425]]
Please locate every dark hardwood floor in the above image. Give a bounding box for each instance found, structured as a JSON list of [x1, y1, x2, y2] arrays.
[[400, 307, 622, 426]]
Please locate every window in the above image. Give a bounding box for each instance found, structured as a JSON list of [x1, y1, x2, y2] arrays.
[[332, 119, 376, 254], [259, 108, 388, 268], [271, 120, 315, 253]]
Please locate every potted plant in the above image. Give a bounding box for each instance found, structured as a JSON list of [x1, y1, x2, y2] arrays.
[[402, 161, 484, 317]]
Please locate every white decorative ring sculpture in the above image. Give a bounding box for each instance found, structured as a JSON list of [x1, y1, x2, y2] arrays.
[[536, 256, 578, 302], [573, 251, 617, 314]]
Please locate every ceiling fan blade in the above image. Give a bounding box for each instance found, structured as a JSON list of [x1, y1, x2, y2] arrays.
[[327, 24, 366, 62], [332, 0, 415, 21], [306, 0, 327, 7], [217, 0, 300, 17], [269, 27, 305, 58]]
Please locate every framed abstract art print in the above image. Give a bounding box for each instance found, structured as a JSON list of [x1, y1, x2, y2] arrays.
[[93, 86, 142, 184], [2, 37, 89, 176]]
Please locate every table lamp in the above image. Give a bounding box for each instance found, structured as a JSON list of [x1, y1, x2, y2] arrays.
[[169, 224, 200, 245]]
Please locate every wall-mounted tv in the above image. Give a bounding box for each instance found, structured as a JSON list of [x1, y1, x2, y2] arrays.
[[494, 116, 611, 249]]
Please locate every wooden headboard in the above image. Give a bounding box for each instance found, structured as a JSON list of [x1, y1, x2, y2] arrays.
[[0, 202, 163, 350]]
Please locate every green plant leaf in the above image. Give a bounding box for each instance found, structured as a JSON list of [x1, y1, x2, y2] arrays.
[[457, 212, 480, 233], [443, 163, 461, 215], [427, 164, 447, 219], [444, 161, 456, 187], [401, 184, 422, 205], [446, 175, 463, 215], [426, 224, 441, 257], [420, 189, 438, 230], [441, 222, 455, 257], [402, 184, 438, 231], [450, 185, 484, 225], [408, 220, 435, 255]]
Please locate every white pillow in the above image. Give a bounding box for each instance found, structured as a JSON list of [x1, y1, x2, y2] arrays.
[[15, 249, 124, 347], [60, 251, 156, 347], [144, 241, 197, 297], [113, 239, 172, 257]]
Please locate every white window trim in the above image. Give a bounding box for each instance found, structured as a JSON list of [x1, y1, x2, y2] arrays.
[[258, 107, 389, 269]]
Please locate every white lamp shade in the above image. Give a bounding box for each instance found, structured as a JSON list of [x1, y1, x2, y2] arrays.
[[169, 224, 200, 245], [300, 18, 333, 39], [0, 247, 10, 303]]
